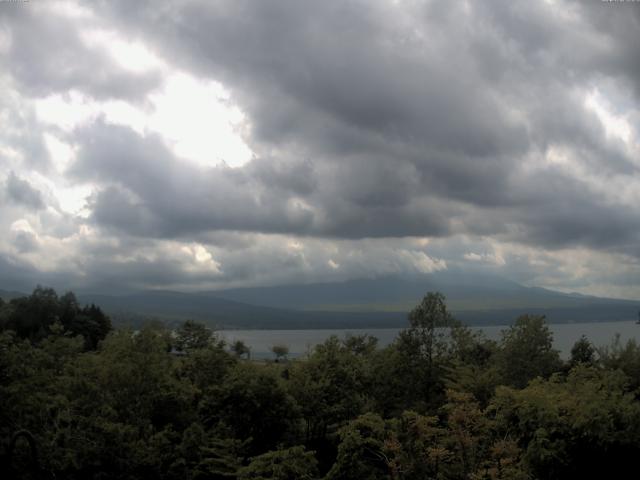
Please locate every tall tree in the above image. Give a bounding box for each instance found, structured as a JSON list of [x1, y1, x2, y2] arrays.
[[4, 286, 59, 341], [402, 292, 455, 367], [497, 315, 561, 389], [175, 320, 216, 352], [569, 335, 596, 368], [391, 292, 457, 411]]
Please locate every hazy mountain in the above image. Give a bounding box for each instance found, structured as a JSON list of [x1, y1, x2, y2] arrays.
[[211, 270, 635, 313], [88, 272, 639, 328], [0, 289, 26, 301], [77, 291, 406, 329], [4, 271, 639, 329]]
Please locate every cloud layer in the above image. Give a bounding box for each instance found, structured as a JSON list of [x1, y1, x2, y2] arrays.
[[0, 0, 639, 297]]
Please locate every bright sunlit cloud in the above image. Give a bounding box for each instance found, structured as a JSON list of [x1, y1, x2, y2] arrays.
[[147, 73, 254, 168], [585, 89, 633, 145], [35, 72, 254, 168], [81, 29, 165, 73]]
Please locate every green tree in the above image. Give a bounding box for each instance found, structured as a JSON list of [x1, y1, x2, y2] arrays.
[[325, 413, 389, 480], [342, 334, 378, 356], [175, 320, 217, 352], [496, 315, 561, 389], [177, 344, 237, 391], [402, 292, 455, 367], [58, 291, 80, 326], [165, 423, 246, 479], [0, 325, 88, 477], [385, 410, 451, 479], [390, 292, 457, 412], [597, 335, 640, 390], [3, 286, 59, 342], [569, 335, 596, 368], [74, 326, 193, 430], [238, 445, 318, 480], [441, 390, 528, 479], [67, 303, 112, 350], [271, 344, 289, 361], [0, 288, 111, 350], [199, 363, 297, 454], [447, 326, 500, 407], [231, 339, 251, 359], [288, 336, 368, 442], [491, 366, 640, 479]]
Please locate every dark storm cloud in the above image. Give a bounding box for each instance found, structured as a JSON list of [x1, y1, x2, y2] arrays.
[[10, 228, 39, 253], [0, 253, 77, 293], [247, 158, 317, 196], [71, 122, 316, 237], [93, 0, 530, 157], [0, 3, 162, 100], [70, 121, 453, 239], [0, 93, 51, 171], [511, 176, 640, 253], [81, 0, 640, 255], [4, 172, 45, 210], [79, 253, 220, 292], [580, 1, 640, 97], [0, 254, 40, 292]]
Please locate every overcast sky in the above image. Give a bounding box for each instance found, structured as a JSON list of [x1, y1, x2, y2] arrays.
[[1, 0, 639, 297]]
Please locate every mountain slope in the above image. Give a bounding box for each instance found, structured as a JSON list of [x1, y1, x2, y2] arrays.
[[4, 271, 638, 329], [211, 271, 635, 312], [78, 291, 406, 329], [0, 289, 27, 301]]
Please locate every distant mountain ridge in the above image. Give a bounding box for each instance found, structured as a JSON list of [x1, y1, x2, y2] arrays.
[[77, 291, 406, 330], [0, 289, 27, 301], [210, 272, 636, 313], [3, 272, 639, 329]]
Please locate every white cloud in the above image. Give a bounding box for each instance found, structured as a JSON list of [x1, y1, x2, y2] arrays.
[[34, 72, 254, 168], [147, 73, 254, 168], [81, 29, 165, 74], [464, 251, 506, 266], [585, 88, 633, 145]]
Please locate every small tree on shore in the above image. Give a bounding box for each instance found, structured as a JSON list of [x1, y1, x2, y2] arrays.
[[271, 344, 289, 361], [231, 339, 251, 359]]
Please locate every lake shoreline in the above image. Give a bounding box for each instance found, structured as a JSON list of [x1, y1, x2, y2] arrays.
[[219, 320, 640, 360]]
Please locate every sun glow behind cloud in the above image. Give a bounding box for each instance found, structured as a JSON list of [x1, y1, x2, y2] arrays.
[[147, 73, 254, 168], [31, 29, 254, 214], [34, 24, 253, 170], [35, 72, 253, 169], [585, 89, 633, 146]]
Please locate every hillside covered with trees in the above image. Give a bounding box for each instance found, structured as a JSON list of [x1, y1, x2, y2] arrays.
[[2, 288, 640, 479]]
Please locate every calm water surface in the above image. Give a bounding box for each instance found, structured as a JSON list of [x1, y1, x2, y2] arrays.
[[221, 321, 640, 359]]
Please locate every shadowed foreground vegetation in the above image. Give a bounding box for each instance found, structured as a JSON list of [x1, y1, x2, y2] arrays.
[[2, 288, 640, 479]]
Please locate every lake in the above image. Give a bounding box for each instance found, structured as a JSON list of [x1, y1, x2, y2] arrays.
[[221, 320, 640, 359]]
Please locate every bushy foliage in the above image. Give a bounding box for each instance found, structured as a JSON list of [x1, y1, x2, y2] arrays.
[[2, 288, 640, 479], [496, 314, 562, 388], [238, 445, 318, 480], [0, 287, 111, 349]]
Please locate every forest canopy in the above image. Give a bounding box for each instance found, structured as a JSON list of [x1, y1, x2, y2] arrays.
[[2, 288, 640, 479]]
